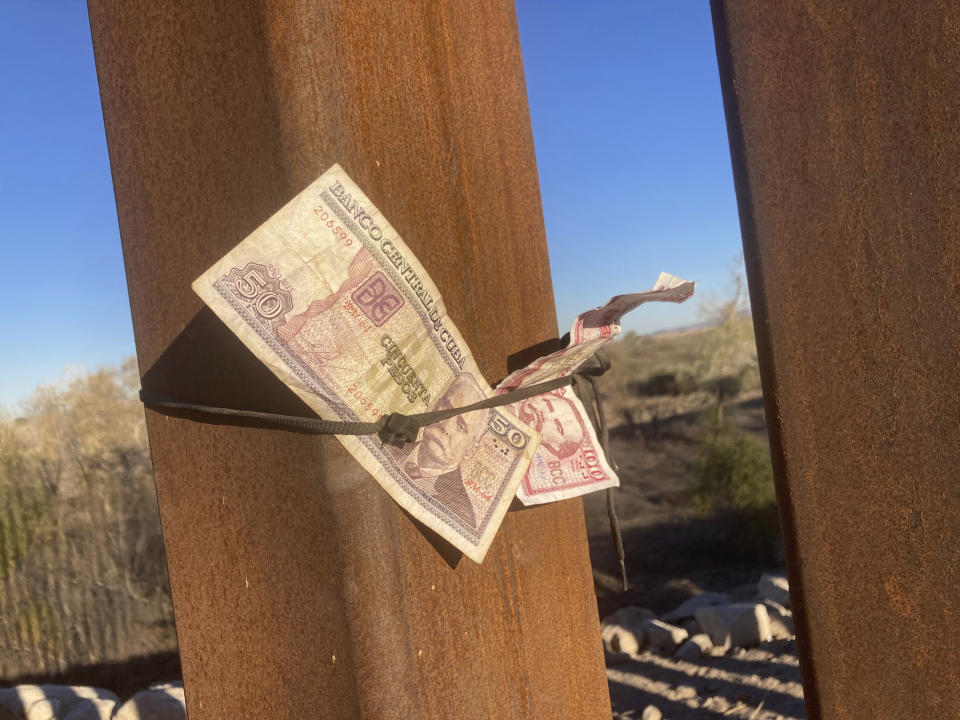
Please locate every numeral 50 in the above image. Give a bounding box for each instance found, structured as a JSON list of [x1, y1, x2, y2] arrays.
[[235, 268, 284, 319], [489, 413, 527, 449]]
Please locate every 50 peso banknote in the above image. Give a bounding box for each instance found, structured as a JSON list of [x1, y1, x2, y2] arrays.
[[193, 164, 539, 563], [498, 274, 695, 506]]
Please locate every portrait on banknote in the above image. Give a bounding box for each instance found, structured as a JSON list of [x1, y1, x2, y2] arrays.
[[515, 388, 587, 461], [511, 388, 619, 505], [392, 373, 487, 528]]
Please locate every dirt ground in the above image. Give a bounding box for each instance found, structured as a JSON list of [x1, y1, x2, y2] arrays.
[[607, 641, 805, 720], [582, 397, 807, 719], [585, 396, 772, 610]]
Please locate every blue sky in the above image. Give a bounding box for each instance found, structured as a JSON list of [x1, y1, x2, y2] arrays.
[[0, 2, 741, 410]]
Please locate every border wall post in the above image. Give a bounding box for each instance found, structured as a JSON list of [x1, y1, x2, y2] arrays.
[[714, 3, 960, 717], [88, 3, 612, 717]]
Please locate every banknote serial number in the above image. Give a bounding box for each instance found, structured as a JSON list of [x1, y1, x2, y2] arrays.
[[312, 203, 352, 246], [346, 383, 384, 421]]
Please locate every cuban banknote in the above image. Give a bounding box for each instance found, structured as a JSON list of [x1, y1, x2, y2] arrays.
[[193, 164, 539, 563], [498, 274, 695, 505]]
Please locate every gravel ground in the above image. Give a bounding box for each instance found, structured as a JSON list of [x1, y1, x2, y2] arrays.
[[581, 397, 807, 719], [608, 639, 805, 720]]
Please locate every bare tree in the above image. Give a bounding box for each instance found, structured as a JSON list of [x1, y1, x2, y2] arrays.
[[698, 256, 759, 423], [0, 361, 175, 678]]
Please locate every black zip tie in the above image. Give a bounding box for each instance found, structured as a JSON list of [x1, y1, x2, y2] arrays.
[[141, 349, 627, 590], [571, 350, 629, 592], [140, 373, 576, 446]]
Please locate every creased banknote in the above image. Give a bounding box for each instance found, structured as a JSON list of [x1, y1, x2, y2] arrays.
[[193, 164, 539, 563], [499, 274, 695, 505]]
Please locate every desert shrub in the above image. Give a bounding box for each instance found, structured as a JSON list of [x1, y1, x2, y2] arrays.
[[675, 373, 699, 395], [691, 433, 780, 564], [619, 407, 642, 438], [630, 373, 673, 397], [629, 372, 699, 398], [597, 330, 711, 410], [702, 374, 743, 404], [700, 371, 750, 427], [693, 433, 774, 512]]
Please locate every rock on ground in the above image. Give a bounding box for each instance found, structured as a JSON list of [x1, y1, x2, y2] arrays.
[[641, 705, 663, 720], [673, 633, 712, 661], [695, 603, 772, 650], [61, 698, 117, 720], [602, 623, 638, 663], [642, 619, 688, 655], [602, 606, 657, 660], [0, 683, 187, 720], [762, 599, 795, 639], [0, 687, 118, 720], [662, 592, 727, 623], [113, 683, 185, 720], [24, 700, 58, 720], [605, 606, 658, 627], [758, 572, 791, 607]]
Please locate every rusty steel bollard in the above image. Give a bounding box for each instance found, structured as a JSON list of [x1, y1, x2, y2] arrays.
[[88, 2, 611, 718], [714, 2, 960, 717]]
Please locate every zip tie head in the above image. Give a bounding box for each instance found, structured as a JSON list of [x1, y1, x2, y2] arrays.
[[378, 412, 420, 447]]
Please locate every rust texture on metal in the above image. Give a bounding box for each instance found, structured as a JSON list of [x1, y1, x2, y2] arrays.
[[713, 2, 960, 717], [87, 2, 611, 718]]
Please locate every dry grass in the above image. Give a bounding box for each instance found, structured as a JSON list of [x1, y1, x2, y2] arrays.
[[0, 360, 175, 679]]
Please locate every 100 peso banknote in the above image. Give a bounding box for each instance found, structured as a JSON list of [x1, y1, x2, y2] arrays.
[[499, 274, 695, 505], [193, 165, 539, 563]]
